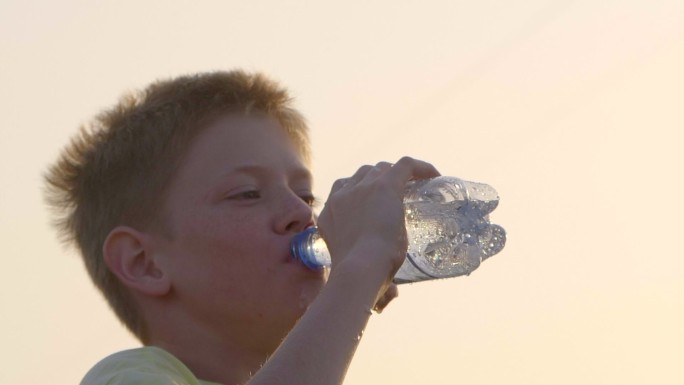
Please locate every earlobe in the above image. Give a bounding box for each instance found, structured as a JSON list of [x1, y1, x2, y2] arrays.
[[103, 226, 171, 297]]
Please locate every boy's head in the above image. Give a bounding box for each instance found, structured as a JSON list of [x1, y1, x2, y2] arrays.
[[45, 70, 311, 341]]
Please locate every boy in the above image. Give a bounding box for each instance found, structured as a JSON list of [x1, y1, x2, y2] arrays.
[[45, 70, 440, 385]]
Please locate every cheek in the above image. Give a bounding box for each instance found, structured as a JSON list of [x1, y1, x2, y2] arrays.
[[187, 206, 251, 241], [172, 212, 274, 303], [182, 209, 272, 271]]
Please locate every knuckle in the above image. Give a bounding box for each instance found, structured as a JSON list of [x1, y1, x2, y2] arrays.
[[397, 156, 415, 165], [332, 178, 347, 189], [375, 161, 393, 171]]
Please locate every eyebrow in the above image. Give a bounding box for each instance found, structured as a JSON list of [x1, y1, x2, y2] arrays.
[[226, 164, 313, 182], [205, 164, 313, 204]]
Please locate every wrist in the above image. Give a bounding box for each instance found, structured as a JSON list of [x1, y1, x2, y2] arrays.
[[327, 241, 399, 297]]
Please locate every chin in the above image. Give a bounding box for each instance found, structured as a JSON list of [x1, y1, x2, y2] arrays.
[[294, 278, 325, 313]]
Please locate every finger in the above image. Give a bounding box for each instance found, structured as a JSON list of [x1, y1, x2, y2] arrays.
[[330, 177, 351, 193], [384, 156, 441, 189], [349, 164, 376, 183], [373, 161, 394, 171], [362, 161, 394, 181], [329, 164, 375, 196], [373, 284, 399, 314]]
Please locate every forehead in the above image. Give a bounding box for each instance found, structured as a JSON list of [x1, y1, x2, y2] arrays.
[[176, 113, 310, 182]]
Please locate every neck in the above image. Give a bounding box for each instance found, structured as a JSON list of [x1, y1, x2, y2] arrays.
[[152, 337, 268, 385], [144, 305, 292, 385]]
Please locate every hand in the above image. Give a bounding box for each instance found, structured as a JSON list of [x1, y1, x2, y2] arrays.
[[372, 283, 398, 313], [316, 157, 440, 308]]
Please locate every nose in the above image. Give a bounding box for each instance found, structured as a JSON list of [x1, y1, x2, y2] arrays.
[[274, 190, 315, 234]]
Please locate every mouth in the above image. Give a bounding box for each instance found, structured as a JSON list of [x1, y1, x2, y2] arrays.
[[283, 236, 328, 277], [286, 251, 328, 277]]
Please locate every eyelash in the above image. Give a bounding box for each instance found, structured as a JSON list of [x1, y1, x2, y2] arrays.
[[301, 194, 320, 208], [238, 190, 261, 200], [231, 190, 319, 207]]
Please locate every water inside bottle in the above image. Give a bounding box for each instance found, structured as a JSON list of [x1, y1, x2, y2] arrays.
[[478, 223, 506, 258], [404, 193, 507, 278], [404, 200, 481, 277]]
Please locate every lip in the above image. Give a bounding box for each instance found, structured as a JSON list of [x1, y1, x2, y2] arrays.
[[283, 235, 327, 276], [287, 250, 314, 268], [284, 246, 305, 265], [286, 250, 328, 277]]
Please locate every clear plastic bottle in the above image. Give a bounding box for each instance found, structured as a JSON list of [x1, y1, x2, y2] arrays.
[[290, 176, 506, 283]]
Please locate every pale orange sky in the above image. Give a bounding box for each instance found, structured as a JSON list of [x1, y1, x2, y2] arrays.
[[1, 1, 683, 384]]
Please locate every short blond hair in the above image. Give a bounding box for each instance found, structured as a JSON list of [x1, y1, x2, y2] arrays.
[[44, 70, 310, 341]]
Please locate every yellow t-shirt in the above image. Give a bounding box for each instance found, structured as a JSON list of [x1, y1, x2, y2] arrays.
[[81, 346, 222, 385]]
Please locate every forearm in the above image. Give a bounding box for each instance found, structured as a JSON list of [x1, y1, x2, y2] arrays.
[[249, 259, 387, 385], [248, 158, 437, 385]]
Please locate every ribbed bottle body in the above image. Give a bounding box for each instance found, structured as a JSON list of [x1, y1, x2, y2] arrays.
[[290, 176, 506, 283]]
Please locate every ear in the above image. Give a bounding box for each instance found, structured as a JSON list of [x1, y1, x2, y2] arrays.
[[103, 226, 171, 297]]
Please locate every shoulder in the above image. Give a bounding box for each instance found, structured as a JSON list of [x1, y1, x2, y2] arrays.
[[81, 346, 215, 385]]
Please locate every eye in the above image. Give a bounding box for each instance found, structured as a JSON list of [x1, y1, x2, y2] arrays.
[[228, 190, 261, 201], [300, 194, 320, 208]]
